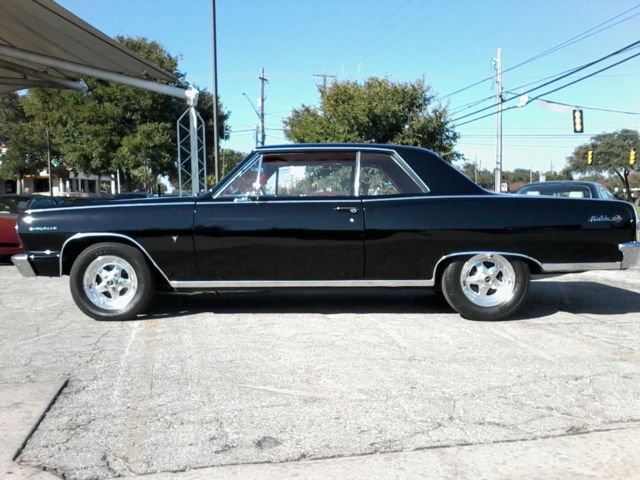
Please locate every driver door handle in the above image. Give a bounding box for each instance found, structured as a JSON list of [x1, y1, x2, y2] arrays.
[[333, 206, 359, 214]]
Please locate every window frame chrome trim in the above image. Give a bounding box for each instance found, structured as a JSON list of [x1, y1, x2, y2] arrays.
[[212, 146, 429, 201], [354, 151, 361, 197]]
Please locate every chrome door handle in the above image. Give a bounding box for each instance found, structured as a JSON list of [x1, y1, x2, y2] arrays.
[[333, 206, 359, 213]]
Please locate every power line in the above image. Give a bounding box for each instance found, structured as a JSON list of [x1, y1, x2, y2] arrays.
[[535, 98, 640, 116], [442, 3, 640, 99], [450, 39, 640, 125], [453, 47, 640, 128]]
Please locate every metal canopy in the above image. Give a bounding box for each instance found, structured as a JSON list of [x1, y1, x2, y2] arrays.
[[0, 0, 178, 93], [0, 0, 208, 194]]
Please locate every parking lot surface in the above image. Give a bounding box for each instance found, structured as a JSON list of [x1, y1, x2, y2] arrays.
[[1, 264, 639, 479]]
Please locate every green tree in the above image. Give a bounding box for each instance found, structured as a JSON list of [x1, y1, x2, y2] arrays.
[[458, 161, 493, 190], [7, 36, 229, 191], [284, 78, 459, 161], [566, 129, 639, 200], [208, 148, 247, 186]]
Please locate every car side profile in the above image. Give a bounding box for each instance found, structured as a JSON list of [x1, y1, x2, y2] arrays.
[[11, 144, 640, 321]]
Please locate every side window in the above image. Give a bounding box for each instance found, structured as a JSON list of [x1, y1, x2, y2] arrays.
[[217, 155, 261, 198], [359, 153, 424, 196], [262, 152, 356, 198]]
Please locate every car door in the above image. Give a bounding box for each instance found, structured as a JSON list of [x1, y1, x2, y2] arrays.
[[358, 151, 433, 279], [193, 150, 364, 281]]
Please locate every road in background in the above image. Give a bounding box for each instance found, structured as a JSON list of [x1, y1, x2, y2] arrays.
[[0, 265, 639, 480]]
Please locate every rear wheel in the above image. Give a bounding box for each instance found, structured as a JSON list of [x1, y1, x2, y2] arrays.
[[441, 253, 529, 321], [70, 242, 155, 321]]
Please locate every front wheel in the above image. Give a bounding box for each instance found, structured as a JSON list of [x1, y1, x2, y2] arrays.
[[70, 242, 155, 321], [441, 254, 529, 321]]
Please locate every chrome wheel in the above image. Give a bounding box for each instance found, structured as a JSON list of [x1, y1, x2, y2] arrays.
[[459, 254, 516, 308], [83, 255, 138, 311]]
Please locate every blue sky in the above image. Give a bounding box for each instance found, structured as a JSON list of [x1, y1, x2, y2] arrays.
[[58, 0, 640, 174]]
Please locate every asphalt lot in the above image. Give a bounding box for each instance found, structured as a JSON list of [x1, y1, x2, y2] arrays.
[[1, 263, 639, 480]]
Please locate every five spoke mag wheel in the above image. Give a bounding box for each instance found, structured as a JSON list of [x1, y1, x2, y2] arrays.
[[70, 242, 155, 321], [441, 253, 530, 321]]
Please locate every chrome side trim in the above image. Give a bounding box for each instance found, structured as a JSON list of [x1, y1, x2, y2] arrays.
[[11, 253, 36, 277], [430, 251, 544, 279], [26, 202, 192, 214], [541, 262, 621, 272], [59, 233, 173, 285], [619, 241, 640, 269], [170, 279, 434, 289]]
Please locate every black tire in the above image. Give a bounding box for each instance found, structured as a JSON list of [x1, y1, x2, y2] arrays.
[[441, 254, 529, 321], [69, 242, 155, 321]]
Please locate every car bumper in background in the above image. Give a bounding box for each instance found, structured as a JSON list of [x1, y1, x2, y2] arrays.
[[619, 242, 640, 269]]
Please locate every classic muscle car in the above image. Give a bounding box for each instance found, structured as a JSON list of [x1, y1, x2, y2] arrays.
[[11, 144, 640, 321]]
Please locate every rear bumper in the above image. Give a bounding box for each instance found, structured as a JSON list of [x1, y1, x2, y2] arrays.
[[619, 241, 640, 269]]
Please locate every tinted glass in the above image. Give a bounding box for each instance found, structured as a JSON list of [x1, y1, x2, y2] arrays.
[[359, 153, 423, 196], [517, 184, 592, 198]]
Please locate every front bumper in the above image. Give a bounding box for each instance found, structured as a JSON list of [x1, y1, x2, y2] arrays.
[[11, 250, 60, 277], [11, 253, 36, 277], [619, 242, 640, 269]]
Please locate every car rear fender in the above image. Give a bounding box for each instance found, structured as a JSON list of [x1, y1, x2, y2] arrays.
[[432, 251, 544, 288], [60, 232, 173, 288]]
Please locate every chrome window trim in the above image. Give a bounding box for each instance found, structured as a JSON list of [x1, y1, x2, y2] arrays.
[[213, 152, 261, 199], [59, 232, 173, 285], [197, 199, 362, 206], [354, 151, 361, 197], [389, 152, 429, 193]]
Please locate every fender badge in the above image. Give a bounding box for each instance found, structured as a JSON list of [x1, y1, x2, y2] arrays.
[[588, 214, 623, 223], [28, 226, 58, 231]]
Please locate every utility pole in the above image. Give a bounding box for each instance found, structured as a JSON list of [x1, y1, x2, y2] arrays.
[[258, 67, 268, 146], [474, 154, 478, 184], [45, 128, 52, 196], [313, 73, 337, 96], [210, 0, 220, 183], [494, 48, 503, 193]]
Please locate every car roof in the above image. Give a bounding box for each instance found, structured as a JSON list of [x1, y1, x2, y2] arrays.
[[255, 143, 437, 156]]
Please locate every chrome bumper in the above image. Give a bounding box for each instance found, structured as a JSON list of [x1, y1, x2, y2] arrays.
[[11, 253, 36, 277], [619, 242, 640, 269]]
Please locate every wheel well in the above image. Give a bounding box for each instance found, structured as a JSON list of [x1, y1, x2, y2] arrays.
[[432, 253, 542, 287], [61, 237, 171, 289]]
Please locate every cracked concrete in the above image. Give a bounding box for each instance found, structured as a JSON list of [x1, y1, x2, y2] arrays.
[[0, 264, 639, 479]]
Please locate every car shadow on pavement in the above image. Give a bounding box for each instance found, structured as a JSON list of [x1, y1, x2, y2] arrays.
[[140, 281, 640, 321], [511, 281, 640, 320], [142, 288, 452, 319]]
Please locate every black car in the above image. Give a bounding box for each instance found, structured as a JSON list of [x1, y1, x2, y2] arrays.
[[514, 181, 617, 200], [11, 144, 640, 321]]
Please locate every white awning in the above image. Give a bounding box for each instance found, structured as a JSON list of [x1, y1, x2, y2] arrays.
[[0, 0, 188, 99]]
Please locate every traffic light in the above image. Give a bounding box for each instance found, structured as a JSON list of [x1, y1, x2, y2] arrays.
[[631, 149, 637, 166], [573, 109, 584, 133], [587, 150, 594, 165]]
